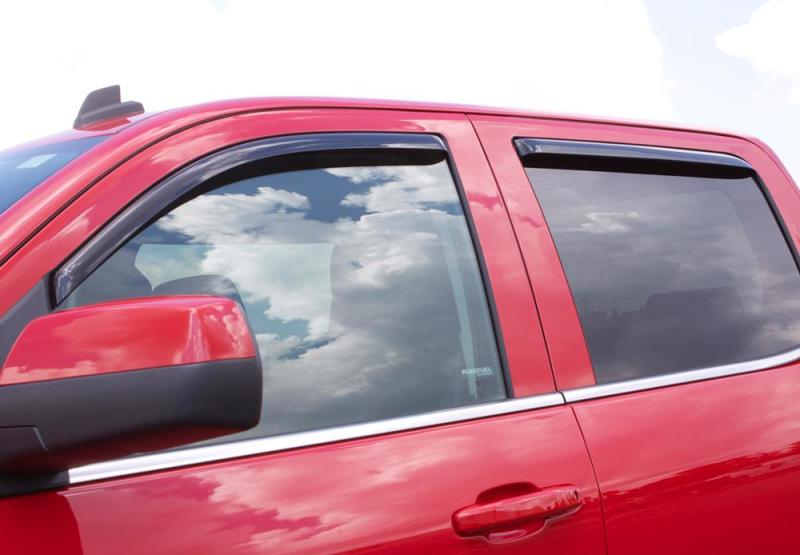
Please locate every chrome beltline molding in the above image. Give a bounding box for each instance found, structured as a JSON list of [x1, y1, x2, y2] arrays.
[[563, 346, 800, 402], [69, 392, 565, 485], [70, 348, 800, 485]]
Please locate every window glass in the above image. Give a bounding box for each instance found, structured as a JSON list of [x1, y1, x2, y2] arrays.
[[65, 154, 505, 439], [524, 159, 800, 384], [0, 136, 106, 216]]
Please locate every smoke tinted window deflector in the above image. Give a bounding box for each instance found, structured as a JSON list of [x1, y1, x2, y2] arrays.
[[522, 148, 800, 384]]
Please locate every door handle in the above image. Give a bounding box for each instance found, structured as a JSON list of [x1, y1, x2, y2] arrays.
[[452, 485, 582, 538]]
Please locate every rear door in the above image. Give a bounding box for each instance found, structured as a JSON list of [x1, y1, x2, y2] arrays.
[[475, 113, 800, 553], [0, 110, 605, 554]]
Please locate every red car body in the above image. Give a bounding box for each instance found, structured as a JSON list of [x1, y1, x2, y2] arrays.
[[1, 96, 799, 554]]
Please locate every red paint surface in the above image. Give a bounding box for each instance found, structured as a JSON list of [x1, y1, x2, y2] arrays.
[[573, 365, 800, 554], [0, 407, 604, 554], [1, 296, 254, 385], [2, 98, 799, 553], [0, 105, 574, 552], [473, 111, 800, 553]]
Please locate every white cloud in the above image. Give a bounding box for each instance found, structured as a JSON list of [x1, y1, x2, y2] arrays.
[[716, 0, 800, 103], [331, 163, 458, 212], [0, 0, 674, 150], [125, 160, 505, 436], [159, 185, 311, 243], [148, 168, 456, 336], [577, 210, 642, 234]]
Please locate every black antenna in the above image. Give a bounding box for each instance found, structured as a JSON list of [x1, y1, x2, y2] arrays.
[[73, 85, 144, 129]]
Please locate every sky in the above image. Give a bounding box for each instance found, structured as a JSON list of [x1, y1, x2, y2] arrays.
[[1, 0, 798, 180]]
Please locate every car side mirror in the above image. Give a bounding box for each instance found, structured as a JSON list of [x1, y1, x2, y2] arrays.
[[0, 296, 262, 496]]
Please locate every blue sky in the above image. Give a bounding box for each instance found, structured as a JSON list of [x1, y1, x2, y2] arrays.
[[647, 0, 800, 176], [1, 0, 798, 179]]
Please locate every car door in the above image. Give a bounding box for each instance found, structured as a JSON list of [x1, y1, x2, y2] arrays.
[[0, 109, 605, 554], [475, 113, 800, 554]]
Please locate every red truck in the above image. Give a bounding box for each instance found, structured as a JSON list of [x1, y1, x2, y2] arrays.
[[2, 86, 800, 554]]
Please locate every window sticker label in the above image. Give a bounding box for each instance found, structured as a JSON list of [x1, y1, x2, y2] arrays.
[[461, 367, 494, 377], [16, 153, 58, 169]]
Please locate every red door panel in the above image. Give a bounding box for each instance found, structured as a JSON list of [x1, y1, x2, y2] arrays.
[[573, 366, 800, 554], [1, 408, 603, 554], [0, 109, 604, 553], [474, 113, 800, 553]]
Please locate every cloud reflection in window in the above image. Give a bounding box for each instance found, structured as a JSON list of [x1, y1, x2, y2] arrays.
[[92, 159, 506, 440]]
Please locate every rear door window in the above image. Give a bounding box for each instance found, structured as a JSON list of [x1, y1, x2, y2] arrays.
[[521, 148, 800, 384]]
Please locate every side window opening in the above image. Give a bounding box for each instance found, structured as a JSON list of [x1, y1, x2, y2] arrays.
[[61, 145, 505, 442], [520, 147, 800, 385]]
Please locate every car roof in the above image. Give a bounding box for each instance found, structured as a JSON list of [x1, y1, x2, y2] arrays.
[[0, 96, 774, 267], [138, 96, 747, 139], [4, 96, 754, 156]]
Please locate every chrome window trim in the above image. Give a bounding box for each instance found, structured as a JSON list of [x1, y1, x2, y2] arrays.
[[563, 346, 800, 402], [514, 138, 752, 169], [69, 392, 564, 485]]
